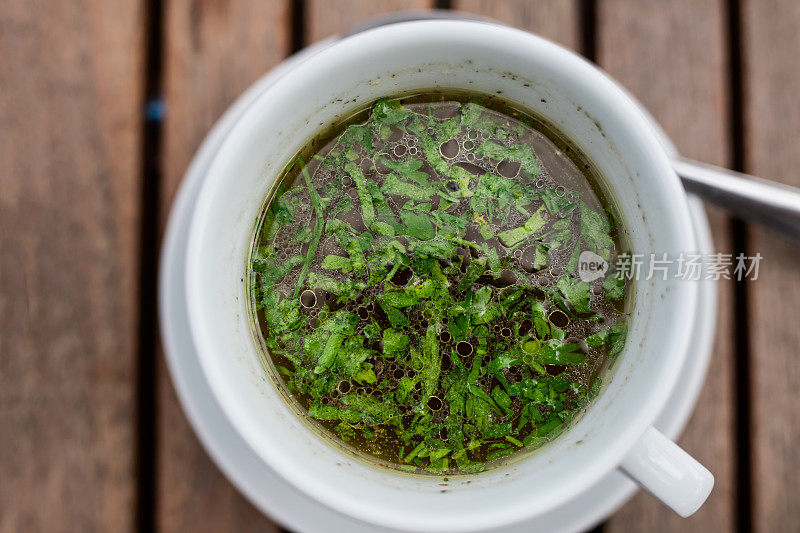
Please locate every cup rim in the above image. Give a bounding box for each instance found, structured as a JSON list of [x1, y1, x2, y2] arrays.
[[184, 19, 699, 531]]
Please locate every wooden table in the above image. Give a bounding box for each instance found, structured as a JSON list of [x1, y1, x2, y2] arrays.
[[2, 1, 798, 531]]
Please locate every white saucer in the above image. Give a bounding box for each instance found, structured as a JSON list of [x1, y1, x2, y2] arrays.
[[159, 36, 717, 533]]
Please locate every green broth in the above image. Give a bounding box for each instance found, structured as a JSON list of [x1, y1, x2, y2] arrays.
[[248, 94, 630, 475]]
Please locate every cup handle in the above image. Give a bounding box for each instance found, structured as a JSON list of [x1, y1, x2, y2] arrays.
[[619, 426, 714, 517]]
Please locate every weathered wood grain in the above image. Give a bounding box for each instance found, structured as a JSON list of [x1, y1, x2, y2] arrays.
[[456, 1, 737, 528], [0, 0, 143, 531], [453, 0, 580, 51], [158, 1, 289, 531], [307, 0, 432, 43], [154, 0, 753, 531], [161, 0, 291, 214], [454, 3, 736, 530], [159, 1, 434, 531], [596, 2, 737, 531], [742, 1, 800, 531]]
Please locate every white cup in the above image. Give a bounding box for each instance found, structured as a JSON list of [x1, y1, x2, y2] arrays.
[[184, 19, 713, 532]]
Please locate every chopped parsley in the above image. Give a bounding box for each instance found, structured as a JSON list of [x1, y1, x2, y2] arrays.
[[249, 96, 629, 475]]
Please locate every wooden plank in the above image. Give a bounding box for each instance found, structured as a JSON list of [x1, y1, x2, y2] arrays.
[[159, 2, 441, 530], [159, 2, 451, 530], [161, 0, 291, 212], [453, 0, 580, 51], [453, 3, 734, 530], [742, 2, 800, 531], [158, 1, 289, 531], [0, 0, 143, 531], [596, 2, 737, 531], [307, 0, 432, 43]]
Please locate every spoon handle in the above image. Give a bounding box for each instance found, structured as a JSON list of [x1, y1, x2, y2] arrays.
[[673, 157, 800, 242]]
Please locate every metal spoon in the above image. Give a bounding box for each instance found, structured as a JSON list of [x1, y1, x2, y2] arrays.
[[673, 158, 800, 242]]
